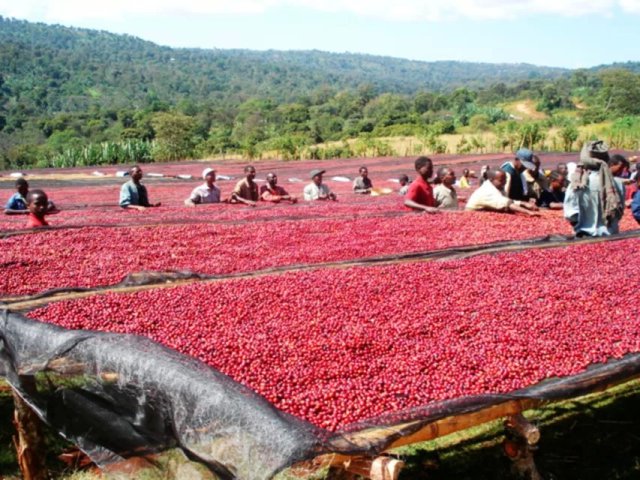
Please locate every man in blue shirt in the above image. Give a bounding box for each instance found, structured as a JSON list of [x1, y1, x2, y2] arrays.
[[119, 166, 161, 210], [4, 178, 29, 215]]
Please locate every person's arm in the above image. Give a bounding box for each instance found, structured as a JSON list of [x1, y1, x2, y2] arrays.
[[404, 198, 438, 213], [4, 197, 28, 215], [260, 187, 281, 203], [4, 208, 28, 215], [323, 185, 337, 201], [231, 193, 257, 206], [631, 191, 640, 224], [185, 193, 201, 207], [404, 182, 438, 213], [278, 187, 297, 203], [508, 200, 540, 217]]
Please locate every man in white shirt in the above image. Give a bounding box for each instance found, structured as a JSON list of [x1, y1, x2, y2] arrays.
[[185, 168, 221, 206], [466, 170, 539, 216], [304, 169, 337, 201]]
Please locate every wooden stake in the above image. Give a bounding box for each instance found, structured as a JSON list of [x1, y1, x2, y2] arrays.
[[505, 414, 540, 445], [11, 380, 48, 480]]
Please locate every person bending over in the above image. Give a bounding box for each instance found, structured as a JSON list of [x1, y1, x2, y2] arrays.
[[466, 170, 539, 216]]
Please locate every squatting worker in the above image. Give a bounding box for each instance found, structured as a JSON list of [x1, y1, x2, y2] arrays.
[[119, 165, 161, 210], [466, 170, 540, 217], [304, 169, 337, 201], [185, 167, 221, 206], [231, 165, 259, 206], [404, 156, 438, 213], [353, 166, 373, 194], [261, 172, 297, 203]]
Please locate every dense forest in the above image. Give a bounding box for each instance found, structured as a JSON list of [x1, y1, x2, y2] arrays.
[[1, 16, 640, 169]]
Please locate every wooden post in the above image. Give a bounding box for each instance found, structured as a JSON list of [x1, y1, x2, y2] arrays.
[[503, 414, 542, 480], [505, 414, 541, 445], [325, 456, 404, 480], [12, 379, 48, 480]]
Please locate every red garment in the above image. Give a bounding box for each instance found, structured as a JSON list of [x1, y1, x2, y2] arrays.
[[27, 213, 48, 228], [626, 183, 638, 202], [405, 176, 435, 208], [260, 184, 289, 202]]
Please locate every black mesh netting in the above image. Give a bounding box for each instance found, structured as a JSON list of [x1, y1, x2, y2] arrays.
[[2, 311, 640, 479], [0, 312, 337, 479]]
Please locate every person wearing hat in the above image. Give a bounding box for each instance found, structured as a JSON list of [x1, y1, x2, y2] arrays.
[[231, 165, 259, 206], [119, 165, 161, 210], [564, 140, 624, 236], [261, 172, 297, 203], [185, 167, 221, 206], [304, 169, 337, 201], [501, 148, 536, 202]]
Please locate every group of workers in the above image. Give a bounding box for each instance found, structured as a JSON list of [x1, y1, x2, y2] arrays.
[[399, 141, 640, 236], [5, 140, 640, 236]]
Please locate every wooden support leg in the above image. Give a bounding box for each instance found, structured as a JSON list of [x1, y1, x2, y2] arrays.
[[503, 414, 542, 480], [326, 456, 405, 480], [12, 380, 48, 480]]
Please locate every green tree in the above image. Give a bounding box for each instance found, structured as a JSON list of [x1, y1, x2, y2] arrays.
[[598, 69, 640, 116], [559, 124, 579, 152], [151, 112, 196, 161]]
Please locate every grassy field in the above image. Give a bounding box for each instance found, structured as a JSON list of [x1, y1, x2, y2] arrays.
[[3, 378, 640, 479]]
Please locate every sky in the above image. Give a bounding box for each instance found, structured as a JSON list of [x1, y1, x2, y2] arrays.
[[1, 0, 640, 68]]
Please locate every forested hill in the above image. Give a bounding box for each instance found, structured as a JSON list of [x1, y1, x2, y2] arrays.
[[0, 16, 571, 114]]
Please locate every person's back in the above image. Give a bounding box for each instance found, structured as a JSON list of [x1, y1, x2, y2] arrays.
[[501, 149, 536, 201], [564, 140, 623, 236]]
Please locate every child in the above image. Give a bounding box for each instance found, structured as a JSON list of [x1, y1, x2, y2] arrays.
[[26, 190, 57, 228]]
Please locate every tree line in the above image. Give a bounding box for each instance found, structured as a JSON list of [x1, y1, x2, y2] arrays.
[[1, 17, 640, 169]]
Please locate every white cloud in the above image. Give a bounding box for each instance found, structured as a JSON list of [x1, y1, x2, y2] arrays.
[[0, 0, 636, 22]]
